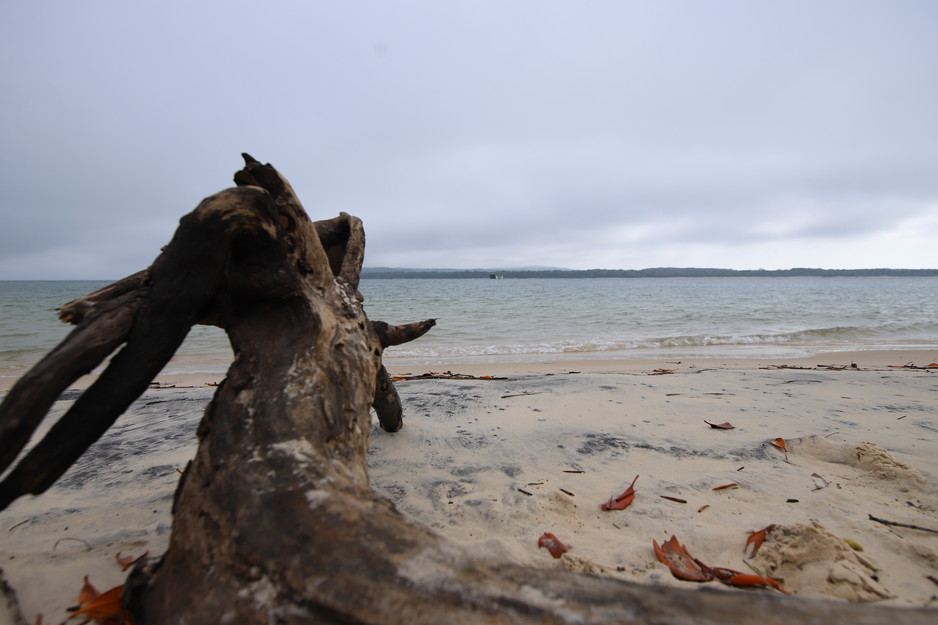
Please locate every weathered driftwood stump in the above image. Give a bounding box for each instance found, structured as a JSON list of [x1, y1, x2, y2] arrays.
[[0, 156, 932, 624]]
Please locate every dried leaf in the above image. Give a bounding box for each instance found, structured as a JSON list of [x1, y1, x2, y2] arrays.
[[712, 483, 738, 491], [68, 577, 136, 624], [659, 495, 687, 504], [769, 438, 788, 452], [115, 551, 148, 571], [69, 585, 128, 621], [704, 420, 735, 430], [654, 537, 791, 594], [601, 475, 639, 511], [78, 575, 99, 606], [697, 504, 710, 513], [745, 524, 776, 558], [652, 536, 712, 582], [710, 567, 791, 594], [537, 532, 569, 558]]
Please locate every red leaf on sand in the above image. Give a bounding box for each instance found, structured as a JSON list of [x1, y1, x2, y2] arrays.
[[78, 575, 99, 606], [705, 420, 735, 430], [69, 585, 131, 622], [652, 536, 713, 582], [601, 475, 639, 511], [745, 524, 776, 558], [538, 532, 569, 558], [653, 537, 792, 594], [769, 438, 788, 452], [115, 551, 148, 571], [68, 580, 136, 624], [709, 567, 791, 594]]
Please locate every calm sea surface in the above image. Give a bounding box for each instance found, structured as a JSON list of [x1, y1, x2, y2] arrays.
[[1, 277, 936, 378]]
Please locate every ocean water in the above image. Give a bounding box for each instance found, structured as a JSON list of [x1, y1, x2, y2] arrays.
[[363, 277, 938, 365], [1, 277, 937, 378]]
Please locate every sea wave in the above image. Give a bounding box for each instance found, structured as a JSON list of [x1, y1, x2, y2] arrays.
[[384, 325, 934, 360]]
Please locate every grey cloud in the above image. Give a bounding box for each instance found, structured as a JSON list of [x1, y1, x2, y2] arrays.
[[1, 1, 937, 278]]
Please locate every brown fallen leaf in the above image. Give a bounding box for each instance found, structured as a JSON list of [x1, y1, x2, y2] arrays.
[[709, 567, 791, 594], [697, 504, 710, 513], [537, 532, 569, 558], [69, 585, 132, 622], [77, 575, 99, 607], [652, 535, 712, 582], [712, 483, 738, 491], [660, 495, 687, 504], [115, 551, 148, 571], [744, 524, 776, 558], [704, 420, 735, 430], [68, 578, 136, 624], [769, 438, 788, 452], [653, 537, 792, 594], [601, 475, 639, 511]]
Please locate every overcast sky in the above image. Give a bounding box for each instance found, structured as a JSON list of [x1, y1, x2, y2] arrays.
[[1, 1, 936, 279]]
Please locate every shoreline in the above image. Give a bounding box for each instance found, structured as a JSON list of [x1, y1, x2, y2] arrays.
[[2, 348, 934, 393]]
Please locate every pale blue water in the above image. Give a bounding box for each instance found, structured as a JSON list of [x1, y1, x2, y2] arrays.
[[2, 277, 937, 378]]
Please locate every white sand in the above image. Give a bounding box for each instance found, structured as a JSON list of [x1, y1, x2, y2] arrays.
[[1, 350, 937, 623]]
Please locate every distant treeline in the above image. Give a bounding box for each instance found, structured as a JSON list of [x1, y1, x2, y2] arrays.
[[361, 267, 938, 279]]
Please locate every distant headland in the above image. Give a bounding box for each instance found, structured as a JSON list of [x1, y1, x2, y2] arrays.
[[360, 267, 938, 279]]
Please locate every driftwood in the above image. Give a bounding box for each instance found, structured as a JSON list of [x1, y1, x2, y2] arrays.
[[0, 155, 934, 624]]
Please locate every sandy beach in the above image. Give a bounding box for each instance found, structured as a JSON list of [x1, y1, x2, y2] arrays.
[[1, 350, 936, 623]]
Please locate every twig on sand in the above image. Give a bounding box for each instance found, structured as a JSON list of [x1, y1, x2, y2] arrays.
[[501, 391, 547, 399], [53, 537, 92, 551], [868, 514, 938, 535], [7, 519, 30, 532]]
